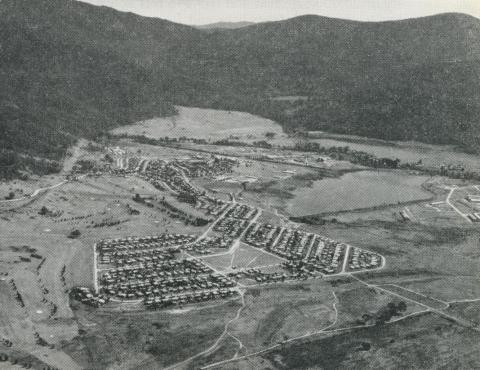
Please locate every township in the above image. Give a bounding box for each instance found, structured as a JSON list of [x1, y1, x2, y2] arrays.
[[74, 151, 384, 309]]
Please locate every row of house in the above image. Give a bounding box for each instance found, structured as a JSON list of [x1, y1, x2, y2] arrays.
[[224, 204, 258, 220], [244, 223, 282, 249], [467, 213, 480, 222], [228, 268, 291, 283], [97, 234, 196, 266], [195, 196, 228, 216], [182, 236, 233, 255], [213, 217, 249, 238], [73, 287, 109, 307], [241, 218, 383, 275], [347, 247, 382, 271], [174, 156, 238, 179], [103, 247, 177, 267], [145, 287, 238, 309], [96, 250, 238, 306]]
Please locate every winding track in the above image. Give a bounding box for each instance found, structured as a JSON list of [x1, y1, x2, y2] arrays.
[[200, 290, 340, 370], [164, 289, 247, 370]]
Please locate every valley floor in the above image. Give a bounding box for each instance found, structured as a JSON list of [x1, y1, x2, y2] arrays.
[[0, 108, 479, 369]]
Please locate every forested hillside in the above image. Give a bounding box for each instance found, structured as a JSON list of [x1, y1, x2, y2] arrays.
[[0, 0, 178, 177], [180, 14, 480, 149], [1, 0, 479, 177]]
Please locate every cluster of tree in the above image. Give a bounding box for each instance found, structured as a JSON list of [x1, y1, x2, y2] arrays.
[[177, 192, 198, 205], [133, 193, 155, 206], [38, 206, 62, 217], [126, 204, 140, 215], [91, 219, 125, 228], [211, 139, 274, 149], [158, 197, 211, 226], [72, 160, 97, 174], [10, 280, 25, 307], [68, 229, 81, 239], [38, 206, 50, 216], [0, 353, 51, 370], [358, 301, 408, 326], [401, 162, 480, 181], [60, 265, 67, 287], [0, 150, 61, 180], [4, 191, 15, 200], [83, 142, 103, 152], [291, 142, 401, 169], [252, 140, 273, 149], [34, 332, 50, 347], [36, 258, 46, 272], [212, 139, 247, 147], [289, 215, 338, 225], [116, 134, 209, 147]]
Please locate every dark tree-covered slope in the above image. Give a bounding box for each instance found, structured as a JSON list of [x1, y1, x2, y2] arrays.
[[0, 0, 180, 174], [1, 0, 480, 178], [182, 14, 480, 148]]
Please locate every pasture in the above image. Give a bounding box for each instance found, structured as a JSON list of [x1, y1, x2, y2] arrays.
[[111, 106, 284, 140], [285, 170, 432, 216]]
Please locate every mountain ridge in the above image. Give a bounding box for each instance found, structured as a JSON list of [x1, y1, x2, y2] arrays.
[[0, 0, 479, 178]]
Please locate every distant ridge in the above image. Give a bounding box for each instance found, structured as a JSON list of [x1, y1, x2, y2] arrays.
[[194, 21, 255, 30]]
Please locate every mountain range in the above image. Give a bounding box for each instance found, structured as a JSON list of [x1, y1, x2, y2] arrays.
[[1, 0, 479, 176]]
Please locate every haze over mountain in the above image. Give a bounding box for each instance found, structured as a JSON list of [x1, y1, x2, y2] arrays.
[[1, 0, 479, 176]]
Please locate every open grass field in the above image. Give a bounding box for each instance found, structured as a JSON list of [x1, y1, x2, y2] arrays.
[[393, 276, 480, 303], [446, 301, 480, 327], [230, 243, 284, 270], [200, 253, 234, 272], [199, 242, 285, 274], [285, 170, 432, 217], [111, 106, 284, 140], [300, 216, 480, 304]]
